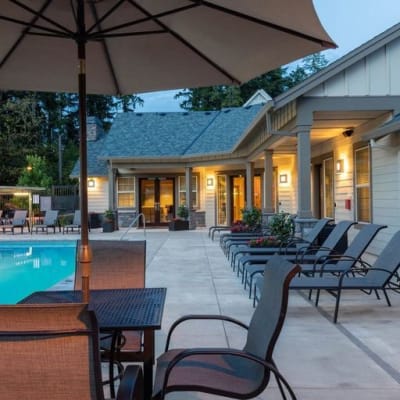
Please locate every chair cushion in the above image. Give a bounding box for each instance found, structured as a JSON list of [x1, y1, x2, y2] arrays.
[[153, 348, 265, 398]]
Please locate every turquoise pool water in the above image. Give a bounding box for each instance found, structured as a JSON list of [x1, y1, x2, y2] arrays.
[[0, 241, 77, 304]]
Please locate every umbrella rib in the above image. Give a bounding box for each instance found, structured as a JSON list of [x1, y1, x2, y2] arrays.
[[10, 0, 75, 36], [88, 2, 199, 39], [0, 0, 56, 69], [188, 0, 337, 49], [126, 0, 241, 85], [88, 2, 122, 97]]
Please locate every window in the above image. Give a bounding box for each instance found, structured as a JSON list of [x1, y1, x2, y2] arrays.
[[178, 176, 198, 208], [354, 147, 370, 222], [117, 177, 135, 208]]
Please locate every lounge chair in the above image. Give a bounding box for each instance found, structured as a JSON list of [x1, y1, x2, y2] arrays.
[[239, 220, 357, 293], [33, 209, 59, 233], [152, 254, 300, 400], [254, 231, 400, 323], [0, 303, 143, 400], [1, 209, 28, 234], [248, 223, 386, 299], [63, 210, 81, 233], [229, 217, 333, 267], [75, 240, 146, 397]]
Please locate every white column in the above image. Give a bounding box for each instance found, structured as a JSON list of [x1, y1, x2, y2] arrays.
[[296, 127, 313, 218], [246, 161, 254, 209], [263, 150, 274, 213], [185, 167, 194, 228]]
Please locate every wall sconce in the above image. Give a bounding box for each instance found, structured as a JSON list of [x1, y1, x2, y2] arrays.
[[336, 159, 344, 174], [88, 178, 95, 188], [206, 177, 214, 188], [279, 174, 288, 184]]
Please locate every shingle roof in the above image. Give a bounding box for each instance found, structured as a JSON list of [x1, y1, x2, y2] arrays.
[[72, 104, 265, 176]]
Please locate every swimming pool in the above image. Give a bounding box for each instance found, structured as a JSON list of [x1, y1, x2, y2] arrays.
[[0, 241, 77, 304]]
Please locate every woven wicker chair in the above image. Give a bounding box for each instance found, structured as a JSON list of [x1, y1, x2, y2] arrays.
[[0, 303, 143, 400], [152, 254, 300, 400], [75, 240, 146, 397]]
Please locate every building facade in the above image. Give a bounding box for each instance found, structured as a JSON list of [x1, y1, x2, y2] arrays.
[[74, 23, 400, 255]]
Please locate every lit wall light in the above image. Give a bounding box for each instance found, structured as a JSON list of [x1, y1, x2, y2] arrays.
[[88, 178, 95, 188], [279, 174, 288, 184], [336, 159, 344, 174], [206, 177, 214, 189]]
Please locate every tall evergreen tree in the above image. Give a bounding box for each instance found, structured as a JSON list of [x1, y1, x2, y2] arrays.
[[175, 54, 329, 111]]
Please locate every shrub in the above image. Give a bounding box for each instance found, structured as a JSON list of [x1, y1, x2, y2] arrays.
[[268, 212, 295, 242], [177, 204, 189, 220], [240, 207, 262, 230]]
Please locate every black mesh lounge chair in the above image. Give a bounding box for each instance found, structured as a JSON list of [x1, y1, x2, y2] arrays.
[[229, 218, 333, 266], [75, 240, 146, 398], [0, 303, 143, 400], [240, 220, 357, 295], [248, 223, 386, 300], [33, 210, 59, 233], [299, 223, 387, 275], [1, 209, 28, 234], [254, 231, 400, 323], [152, 254, 300, 400], [63, 210, 81, 233]]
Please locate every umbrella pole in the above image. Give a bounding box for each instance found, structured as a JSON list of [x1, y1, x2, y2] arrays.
[[77, 0, 91, 303]]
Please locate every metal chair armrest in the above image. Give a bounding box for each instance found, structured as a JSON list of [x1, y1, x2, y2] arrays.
[[165, 314, 248, 351]]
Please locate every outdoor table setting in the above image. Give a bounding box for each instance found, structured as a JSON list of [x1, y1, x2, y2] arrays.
[[20, 287, 167, 400]]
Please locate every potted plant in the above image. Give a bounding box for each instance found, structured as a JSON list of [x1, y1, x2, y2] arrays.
[[268, 212, 295, 244], [230, 207, 262, 233], [248, 236, 281, 247], [169, 205, 189, 231], [102, 209, 115, 232]]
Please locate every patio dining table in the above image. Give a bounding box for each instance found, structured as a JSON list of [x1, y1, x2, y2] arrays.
[[20, 287, 167, 400]]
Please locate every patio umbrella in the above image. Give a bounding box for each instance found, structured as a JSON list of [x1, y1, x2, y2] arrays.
[[0, 0, 336, 301]]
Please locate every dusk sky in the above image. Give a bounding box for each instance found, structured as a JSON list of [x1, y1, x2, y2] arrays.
[[138, 1, 400, 112]]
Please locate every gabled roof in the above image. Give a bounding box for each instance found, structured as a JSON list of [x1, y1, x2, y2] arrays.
[[273, 22, 400, 109], [363, 113, 400, 141], [71, 134, 108, 177], [72, 103, 265, 176]]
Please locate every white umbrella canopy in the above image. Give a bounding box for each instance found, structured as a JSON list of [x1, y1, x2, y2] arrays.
[[0, 0, 336, 300]]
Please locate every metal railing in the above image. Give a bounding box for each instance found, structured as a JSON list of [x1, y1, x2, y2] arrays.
[[120, 213, 146, 240]]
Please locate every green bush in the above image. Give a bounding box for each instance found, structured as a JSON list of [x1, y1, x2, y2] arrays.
[[268, 212, 295, 242], [240, 207, 262, 230], [177, 204, 189, 220]]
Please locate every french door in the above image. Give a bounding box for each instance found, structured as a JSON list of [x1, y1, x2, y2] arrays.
[[139, 178, 174, 226]]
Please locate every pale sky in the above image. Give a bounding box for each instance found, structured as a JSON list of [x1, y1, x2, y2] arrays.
[[138, 1, 400, 112]]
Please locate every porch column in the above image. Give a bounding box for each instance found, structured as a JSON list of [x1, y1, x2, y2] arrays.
[[185, 167, 194, 229], [263, 150, 274, 213], [108, 164, 116, 210], [296, 126, 313, 218], [245, 161, 254, 209]]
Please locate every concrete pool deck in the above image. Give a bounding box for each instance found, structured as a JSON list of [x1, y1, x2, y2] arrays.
[[2, 227, 400, 399]]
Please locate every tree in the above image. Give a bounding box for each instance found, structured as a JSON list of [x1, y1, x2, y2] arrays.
[[17, 155, 53, 189], [0, 90, 143, 185], [175, 53, 329, 111], [0, 95, 45, 185]]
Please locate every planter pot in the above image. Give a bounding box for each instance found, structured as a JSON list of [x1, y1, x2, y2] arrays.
[[102, 221, 115, 233], [169, 220, 189, 231]]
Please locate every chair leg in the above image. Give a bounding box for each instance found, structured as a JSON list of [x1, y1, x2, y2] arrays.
[[382, 288, 391, 307], [270, 359, 297, 400], [333, 289, 342, 323]]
